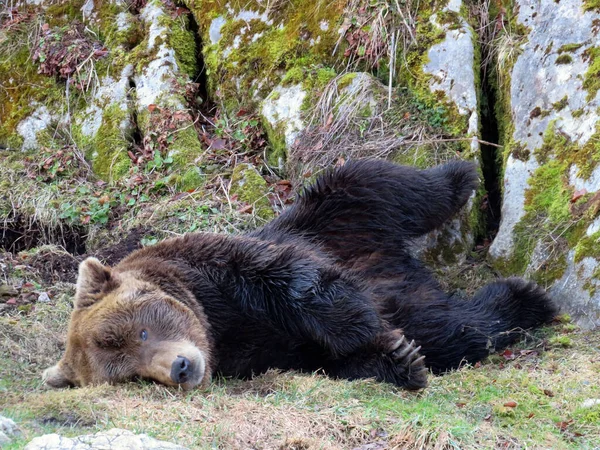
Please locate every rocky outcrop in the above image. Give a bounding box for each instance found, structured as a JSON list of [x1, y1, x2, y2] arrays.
[[489, 0, 600, 327], [0, 0, 484, 265]]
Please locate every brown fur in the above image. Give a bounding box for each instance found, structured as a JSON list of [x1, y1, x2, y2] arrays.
[[43, 160, 557, 391], [44, 257, 213, 390]]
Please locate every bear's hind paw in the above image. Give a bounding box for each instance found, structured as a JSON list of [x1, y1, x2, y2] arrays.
[[380, 331, 428, 390]]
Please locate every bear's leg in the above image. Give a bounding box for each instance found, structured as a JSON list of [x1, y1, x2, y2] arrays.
[[394, 278, 557, 373], [257, 159, 478, 262], [322, 329, 428, 390]]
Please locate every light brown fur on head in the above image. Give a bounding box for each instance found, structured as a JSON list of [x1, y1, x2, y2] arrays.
[[44, 257, 213, 390]]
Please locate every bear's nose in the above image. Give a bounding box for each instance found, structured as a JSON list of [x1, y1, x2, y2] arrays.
[[171, 356, 192, 384]]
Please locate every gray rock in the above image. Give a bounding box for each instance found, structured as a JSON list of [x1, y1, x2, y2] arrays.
[[261, 83, 307, 155], [79, 64, 134, 140], [550, 251, 600, 329], [489, 0, 600, 326], [16, 105, 52, 151], [492, 0, 600, 259], [0, 415, 20, 447], [489, 155, 539, 260], [424, 0, 479, 153], [25, 428, 188, 450]]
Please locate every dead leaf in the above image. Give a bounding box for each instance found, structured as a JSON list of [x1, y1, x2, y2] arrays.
[[571, 188, 587, 203], [502, 349, 515, 360], [556, 420, 573, 432], [210, 138, 227, 150], [503, 401, 517, 408], [148, 104, 158, 112]]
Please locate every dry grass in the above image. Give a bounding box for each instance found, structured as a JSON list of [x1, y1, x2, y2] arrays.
[[1, 256, 599, 450], [289, 76, 462, 180]]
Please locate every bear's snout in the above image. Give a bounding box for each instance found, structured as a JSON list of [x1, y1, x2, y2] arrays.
[[171, 355, 193, 384]]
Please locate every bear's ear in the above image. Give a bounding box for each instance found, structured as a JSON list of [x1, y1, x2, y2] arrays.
[[75, 257, 114, 308], [42, 363, 74, 389]]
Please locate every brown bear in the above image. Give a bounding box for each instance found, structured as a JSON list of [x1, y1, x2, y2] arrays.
[[43, 159, 557, 391]]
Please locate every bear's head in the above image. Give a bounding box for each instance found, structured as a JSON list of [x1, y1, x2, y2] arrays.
[[43, 257, 213, 390]]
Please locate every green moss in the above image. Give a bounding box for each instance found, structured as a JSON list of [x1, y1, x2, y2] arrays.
[[583, 47, 600, 101], [396, 6, 471, 141], [572, 108, 585, 118], [557, 43, 584, 53], [551, 95, 568, 111], [186, 0, 346, 112], [537, 120, 600, 179], [337, 72, 357, 90], [548, 336, 573, 348], [525, 161, 570, 223], [583, 0, 600, 11], [177, 167, 206, 191], [76, 103, 131, 181], [315, 67, 337, 88], [159, 11, 198, 78], [282, 67, 305, 85], [496, 115, 600, 280], [555, 54, 573, 65], [574, 231, 600, 263], [0, 22, 68, 148], [169, 125, 204, 168], [261, 117, 287, 169], [230, 163, 274, 220], [45, 0, 86, 26]]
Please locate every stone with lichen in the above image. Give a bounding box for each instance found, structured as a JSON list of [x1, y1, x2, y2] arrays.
[[24, 428, 188, 450], [489, 0, 600, 327]]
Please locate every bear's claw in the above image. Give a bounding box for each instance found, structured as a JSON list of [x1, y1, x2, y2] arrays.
[[378, 330, 428, 389]]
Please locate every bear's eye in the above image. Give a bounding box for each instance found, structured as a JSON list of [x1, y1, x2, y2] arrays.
[[140, 329, 148, 341]]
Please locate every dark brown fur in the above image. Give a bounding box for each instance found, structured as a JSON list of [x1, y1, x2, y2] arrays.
[[44, 160, 557, 390]]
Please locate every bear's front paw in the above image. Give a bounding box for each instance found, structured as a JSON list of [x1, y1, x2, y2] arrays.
[[379, 330, 428, 390]]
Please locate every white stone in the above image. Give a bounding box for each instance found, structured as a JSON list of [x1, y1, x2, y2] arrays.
[[423, 0, 479, 158], [0, 431, 11, 446], [586, 217, 600, 237], [141, 1, 168, 50], [511, 0, 600, 151], [446, 0, 462, 12], [116, 12, 131, 32], [80, 65, 133, 138], [81, 0, 94, 20], [25, 428, 188, 450], [489, 155, 539, 259], [236, 10, 271, 25], [581, 399, 600, 408], [209, 16, 227, 44], [569, 164, 600, 194], [261, 84, 307, 149], [134, 45, 181, 109], [0, 415, 20, 446], [17, 105, 52, 151], [550, 251, 600, 329], [424, 25, 477, 116]]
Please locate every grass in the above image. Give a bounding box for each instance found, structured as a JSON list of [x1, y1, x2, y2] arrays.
[[1, 254, 599, 449]]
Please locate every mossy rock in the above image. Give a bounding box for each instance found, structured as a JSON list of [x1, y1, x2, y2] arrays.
[[230, 163, 274, 221]]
